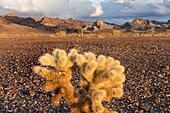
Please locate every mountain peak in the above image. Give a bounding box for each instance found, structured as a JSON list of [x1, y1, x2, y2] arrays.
[[3, 13, 18, 17], [167, 19, 170, 24], [96, 19, 103, 28]]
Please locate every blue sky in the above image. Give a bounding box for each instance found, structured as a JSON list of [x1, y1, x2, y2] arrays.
[[0, 0, 170, 24]]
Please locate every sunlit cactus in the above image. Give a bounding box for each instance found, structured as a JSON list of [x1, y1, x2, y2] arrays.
[[76, 52, 125, 113], [33, 48, 78, 106], [33, 48, 126, 113]]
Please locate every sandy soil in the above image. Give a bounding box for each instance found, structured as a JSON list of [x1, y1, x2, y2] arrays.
[[0, 36, 169, 112]]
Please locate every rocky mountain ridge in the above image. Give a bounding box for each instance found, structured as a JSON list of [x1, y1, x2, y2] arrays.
[[0, 15, 49, 34], [1, 13, 170, 34]]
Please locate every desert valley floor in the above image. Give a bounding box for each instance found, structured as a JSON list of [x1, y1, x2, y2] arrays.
[[0, 36, 169, 112]]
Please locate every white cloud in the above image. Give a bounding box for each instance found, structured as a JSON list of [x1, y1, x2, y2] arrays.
[[0, 0, 169, 19], [90, 4, 103, 17], [100, 0, 170, 17], [0, 0, 101, 18], [163, 0, 170, 8], [3, 5, 39, 14]]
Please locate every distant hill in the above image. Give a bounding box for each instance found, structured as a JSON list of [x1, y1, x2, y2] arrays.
[[0, 13, 170, 34], [121, 18, 170, 32], [0, 15, 50, 34]]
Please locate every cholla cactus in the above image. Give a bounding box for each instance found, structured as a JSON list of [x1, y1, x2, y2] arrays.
[[33, 49, 79, 106], [33, 49, 126, 113], [76, 53, 125, 113]]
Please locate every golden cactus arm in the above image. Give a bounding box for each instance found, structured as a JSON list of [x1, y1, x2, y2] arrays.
[[86, 52, 96, 63], [110, 74, 126, 84], [51, 93, 64, 106], [92, 101, 105, 113], [33, 66, 64, 80], [43, 81, 58, 92], [103, 87, 123, 100], [39, 53, 56, 67]]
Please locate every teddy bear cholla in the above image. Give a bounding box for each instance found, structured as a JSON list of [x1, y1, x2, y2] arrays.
[[33, 48, 125, 113]]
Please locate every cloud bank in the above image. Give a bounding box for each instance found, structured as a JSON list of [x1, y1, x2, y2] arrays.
[[0, 0, 170, 19], [101, 0, 170, 17], [0, 0, 100, 18]]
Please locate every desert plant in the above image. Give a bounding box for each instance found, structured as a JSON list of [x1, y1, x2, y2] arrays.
[[112, 30, 122, 36], [30, 32, 37, 37], [99, 32, 113, 37], [33, 49, 126, 113], [81, 28, 84, 37], [68, 33, 79, 37], [56, 31, 67, 37]]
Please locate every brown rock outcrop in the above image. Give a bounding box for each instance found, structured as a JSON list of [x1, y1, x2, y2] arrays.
[[3, 13, 18, 17], [96, 19, 103, 28], [121, 18, 154, 31]]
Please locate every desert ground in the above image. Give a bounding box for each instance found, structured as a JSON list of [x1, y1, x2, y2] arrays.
[[0, 36, 169, 112]]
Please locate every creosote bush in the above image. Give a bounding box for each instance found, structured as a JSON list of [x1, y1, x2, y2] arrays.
[[33, 48, 126, 113], [55, 31, 67, 37], [112, 30, 122, 36]]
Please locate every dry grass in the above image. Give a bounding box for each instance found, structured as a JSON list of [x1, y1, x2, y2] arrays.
[[0, 31, 169, 39]]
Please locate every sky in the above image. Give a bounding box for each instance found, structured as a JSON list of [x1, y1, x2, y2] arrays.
[[0, 0, 170, 24]]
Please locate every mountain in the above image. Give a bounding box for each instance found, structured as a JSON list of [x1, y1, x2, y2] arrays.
[[34, 17, 93, 33], [82, 19, 120, 32], [121, 18, 170, 31], [0, 15, 49, 34], [121, 18, 155, 31], [1, 13, 170, 34], [2, 13, 119, 33]]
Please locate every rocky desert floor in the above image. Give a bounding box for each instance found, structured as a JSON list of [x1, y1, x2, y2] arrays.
[[0, 36, 169, 113]]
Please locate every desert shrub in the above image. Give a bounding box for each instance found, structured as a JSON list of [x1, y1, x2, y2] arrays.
[[30, 32, 37, 37], [112, 30, 122, 36], [97, 35, 104, 38], [98, 32, 113, 38], [68, 33, 79, 37], [55, 31, 67, 37], [33, 48, 126, 113]]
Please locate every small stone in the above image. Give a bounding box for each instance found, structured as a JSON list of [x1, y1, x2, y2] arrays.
[[0, 85, 3, 90], [34, 101, 37, 104], [166, 94, 170, 97], [30, 90, 35, 97], [7, 110, 13, 112], [158, 74, 163, 78], [166, 66, 169, 70]]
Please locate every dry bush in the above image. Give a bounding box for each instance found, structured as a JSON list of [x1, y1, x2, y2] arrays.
[[30, 32, 37, 37], [68, 33, 79, 37], [56, 31, 67, 37], [112, 30, 122, 36]]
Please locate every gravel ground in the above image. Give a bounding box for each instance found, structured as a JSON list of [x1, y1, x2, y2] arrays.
[[0, 36, 169, 113]]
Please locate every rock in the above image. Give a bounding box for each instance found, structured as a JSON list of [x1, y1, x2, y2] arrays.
[[3, 13, 18, 17], [30, 90, 35, 97], [151, 20, 166, 25], [0, 85, 3, 90], [96, 19, 103, 28], [121, 18, 154, 31], [161, 24, 168, 29]]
